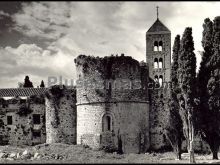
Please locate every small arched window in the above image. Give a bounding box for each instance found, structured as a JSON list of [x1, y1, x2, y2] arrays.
[[154, 41, 158, 51], [154, 58, 158, 69], [159, 75, 163, 87], [154, 75, 158, 82], [102, 114, 112, 132], [159, 58, 163, 68], [159, 41, 163, 51], [106, 81, 112, 90], [107, 116, 111, 131]]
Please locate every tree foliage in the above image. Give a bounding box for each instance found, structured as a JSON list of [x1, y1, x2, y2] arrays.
[[40, 80, 45, 88], [178, 27, 197, 163], [23, 76, 34, 88], [171, 35, 181, 93], [165, 35, 183, 160], [198, 17, 220, 160]]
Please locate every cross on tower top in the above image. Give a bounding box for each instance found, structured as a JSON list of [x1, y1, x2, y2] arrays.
[[156, 6, 159, 20]]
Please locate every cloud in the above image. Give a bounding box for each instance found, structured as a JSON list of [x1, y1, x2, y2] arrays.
[[12, 2, 71, 40], [1, 2, 220, 87], [0, 10, 10, 18], [12, 1, 158, 61], [12, 2, 215, 60], [0, 44, 76, 88], [164, 2, 220, 70]]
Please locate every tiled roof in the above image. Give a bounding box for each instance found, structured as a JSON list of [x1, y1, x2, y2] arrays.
[[0, 88, 48, 97], [147, 19, 170, 33]]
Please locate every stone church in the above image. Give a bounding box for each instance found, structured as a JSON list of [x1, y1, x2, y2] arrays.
[[0, 16, 209, 153]]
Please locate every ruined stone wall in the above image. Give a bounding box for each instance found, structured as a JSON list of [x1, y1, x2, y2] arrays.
[[45, 86, 76, 144], [149, 88, 171, 151], [0, 96, 46, 146], [75, 55, 149, 104], [75, 54, 150, 153]]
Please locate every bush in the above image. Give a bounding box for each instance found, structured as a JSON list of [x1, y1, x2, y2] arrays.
[[17, 104, 33, 116], [101, 144, 118, 153]]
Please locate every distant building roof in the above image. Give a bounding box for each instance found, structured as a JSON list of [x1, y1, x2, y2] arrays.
[[0, 88, 48, 97], [147, 19, 170, 33]]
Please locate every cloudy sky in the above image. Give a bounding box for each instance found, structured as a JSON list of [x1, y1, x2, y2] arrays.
[[0, 1, 220, 88]]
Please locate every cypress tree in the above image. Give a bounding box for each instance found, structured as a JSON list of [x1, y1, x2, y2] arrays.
[[198, 16, 220, 160], [40, 80, 45, 88], [172, 35, 181, 92], [197, 17, 219, 160], [198, 18, 213, 98], [207, 16, 220, 159], [178, 27, 197, 163], [206, 68, 220, 159], [165, 35, 183, 160], [23, 76, 34, 88]]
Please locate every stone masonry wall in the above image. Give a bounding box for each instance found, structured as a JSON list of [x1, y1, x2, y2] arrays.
[[75, 54, 150, 153], [149, 88, 171, 151], [146, 33, 171, 82], [77, 102, 149, 153], [45, 86, 76, 144], [0, 96, 46, 146], [75, 55, 149, 104]]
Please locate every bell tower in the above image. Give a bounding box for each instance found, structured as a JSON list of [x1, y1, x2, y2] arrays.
[[146, 6, 171, 85]]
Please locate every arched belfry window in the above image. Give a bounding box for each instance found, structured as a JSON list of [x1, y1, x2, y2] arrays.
[[154, 75, 158, 82], [154, 58, 158, 69], [102, 114, 112, 132], [159, 58, 163, 68], [159, 41, 163, 51], [154, 41, 158, 51], [159, 75, 163, 87]]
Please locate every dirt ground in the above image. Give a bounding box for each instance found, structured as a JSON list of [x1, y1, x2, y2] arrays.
[[0, 143, 219, 164]]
